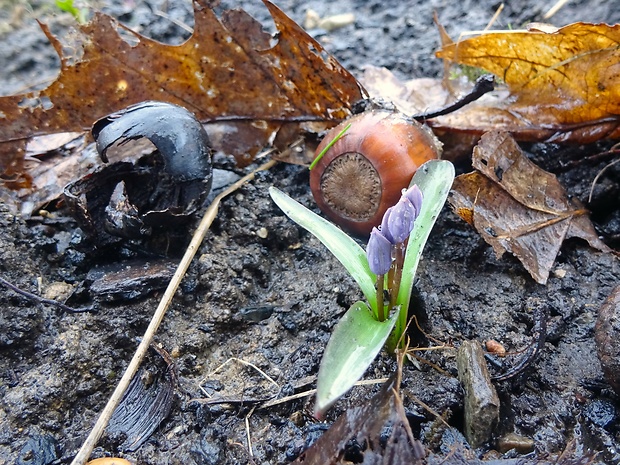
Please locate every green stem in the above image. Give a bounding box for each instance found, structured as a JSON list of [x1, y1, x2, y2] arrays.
[[376, 274, 385, 322], [389, 243, 405, 310], [387, 241, 408, 352]]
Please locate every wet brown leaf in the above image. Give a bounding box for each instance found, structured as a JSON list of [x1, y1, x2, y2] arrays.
[[292, 365, 424, 464], [433, 23, 620, 144], [0, 0, 364, 186], [449, 131, 610, 284], [107, 345, 177, 452]]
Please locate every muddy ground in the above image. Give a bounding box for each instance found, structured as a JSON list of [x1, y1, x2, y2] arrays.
[[1, 0, 620, 464]]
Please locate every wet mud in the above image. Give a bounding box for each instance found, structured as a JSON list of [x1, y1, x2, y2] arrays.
[[1, 0, 619, 464]]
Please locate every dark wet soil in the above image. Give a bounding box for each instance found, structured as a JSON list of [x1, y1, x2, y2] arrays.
[[1, 1, 620, 464]]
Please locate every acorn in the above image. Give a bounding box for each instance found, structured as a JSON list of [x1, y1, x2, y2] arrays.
[[309, 110, 442, 236]]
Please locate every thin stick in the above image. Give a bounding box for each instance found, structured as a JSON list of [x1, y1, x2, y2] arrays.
[[70, 159, 277, 465], [153, 9, 194, 34], [483, 3, 504, 31], [258, 377, 389, 409], [589, 157, 620, 203], [411, 74, 495, 121], [408, 392, 450, 428], [201, 356, 280, 392], [543, 0, 570, 19], [0, 276, 92, 313], [245, 406, 256, 457]]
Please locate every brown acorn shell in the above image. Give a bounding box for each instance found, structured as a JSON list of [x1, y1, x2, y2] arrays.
[[309, 110, 442, 236]]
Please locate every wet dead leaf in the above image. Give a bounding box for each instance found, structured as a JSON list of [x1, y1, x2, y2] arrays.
[[360, 65, 451, 117], [292, 365, 424, 464], [449, 131, 610, 284], [107, 345, 176, 452], [0, 0, 364, 186], [433, 23, 620, 144], [361, 23, 620, 158]]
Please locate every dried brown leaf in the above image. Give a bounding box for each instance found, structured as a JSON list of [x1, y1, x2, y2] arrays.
[[449, 131, 610, 284], [291, 366, 424, 465], [433, 22, 620, 143], [0, 0, 364, 186]]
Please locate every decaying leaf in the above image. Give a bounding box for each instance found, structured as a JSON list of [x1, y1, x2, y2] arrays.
[[449, 131, 610, 284], [360, 64, 454, 117], [361, 22, 620, 158], [433, 22, 620, 143], [292, 362, 424, 465], [107, 345, 177, 452], [0, 0, 364, 186]]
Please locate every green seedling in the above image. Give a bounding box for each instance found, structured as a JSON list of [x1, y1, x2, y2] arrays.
[[55, 0, 87, 23], [269, 159, 454, 416]]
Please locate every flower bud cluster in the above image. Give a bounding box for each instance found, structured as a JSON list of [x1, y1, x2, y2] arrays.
[[366, 185, 423, 275]]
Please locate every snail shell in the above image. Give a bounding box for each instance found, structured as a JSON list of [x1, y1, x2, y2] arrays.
[[309, 110, 442, 236]]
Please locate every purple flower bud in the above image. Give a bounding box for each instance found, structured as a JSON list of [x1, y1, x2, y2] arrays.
[[403, 185, 423, 217], [387, 196, 416, 244], [380, 206, 395, 244], [367, 227, 393, 275]]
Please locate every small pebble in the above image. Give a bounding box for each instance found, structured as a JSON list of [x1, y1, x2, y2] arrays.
[[485, 339, 506, 357], [496, 432, 535, 454], [304, 9, 355, 31], [552, 268, 567, 278], [42, 281, 74, 301], [257, 227, 268, 239], [317, 13, 355, 32]]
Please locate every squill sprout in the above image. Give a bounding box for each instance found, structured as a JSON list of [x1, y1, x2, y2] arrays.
[[269, 160, 454, 416]]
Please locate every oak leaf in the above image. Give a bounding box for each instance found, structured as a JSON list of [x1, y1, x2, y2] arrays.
[[449, 131, 610, 284], [433, 22, 620, 144], [0, 0, 364, 187]]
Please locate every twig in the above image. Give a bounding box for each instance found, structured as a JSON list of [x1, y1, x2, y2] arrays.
[[408, 392, 450, 428], [543, 0, 570, 19], [207, 357, 279, 389], [258, 377, 390, 410], [589, 157, 620, 203], [245, 406, 256, 457], [0, 276, 92, 313], [153, 8, 194, 34], [483, 3, 504, 31], [406, 352, 450, 376], [70, 159, 277, 465], [411, 74, 495, 121]]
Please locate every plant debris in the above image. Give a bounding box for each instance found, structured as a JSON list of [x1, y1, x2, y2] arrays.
[[434, 22, 620, 144], [107, 345, 177, 452], [490, 299, 548, 383], [360, 22, 620, 159], [291, 360, 425, 464], [0, 0, 364, 187], [457, 340, 500, 447], [449, 131, 610, 284], [64, 101, 212, 249]]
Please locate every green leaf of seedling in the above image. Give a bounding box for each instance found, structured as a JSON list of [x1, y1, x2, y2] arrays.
[[269, 187, 377, 311], [308, 123, 351, 170], [55, 0, 87, 23], [314, 301, 397, 418], [388, 159, 455, 351]]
